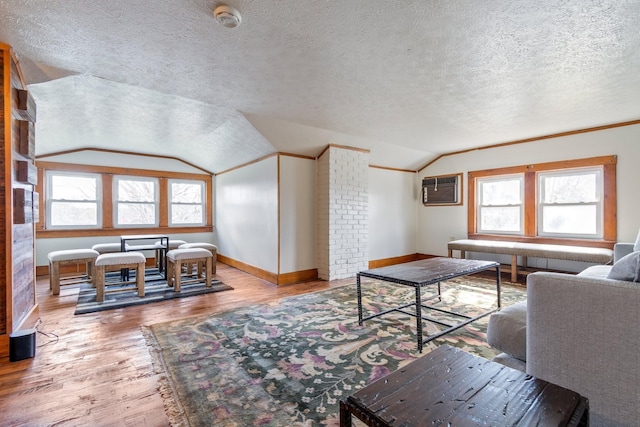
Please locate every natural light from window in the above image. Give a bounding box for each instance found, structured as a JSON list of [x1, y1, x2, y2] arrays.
[[477, 175, 524, 234], [47, 172, 100, 228]]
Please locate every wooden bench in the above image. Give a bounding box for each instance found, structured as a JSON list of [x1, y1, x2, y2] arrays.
[[447, 239, 613, 282]]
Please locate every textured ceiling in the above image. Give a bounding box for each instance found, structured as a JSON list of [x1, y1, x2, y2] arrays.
[[1, 0, 639, 173]]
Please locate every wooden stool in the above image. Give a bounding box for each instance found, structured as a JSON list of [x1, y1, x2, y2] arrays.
[[178, 243, 217, 274], [166, 248, 212, 292], [91, 243, 123, 254], [94, 252, 146, 303], [154, 239, 186, 268], [48, 249, 100, 295]]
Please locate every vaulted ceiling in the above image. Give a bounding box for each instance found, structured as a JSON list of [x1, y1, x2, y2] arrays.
[[1, 1, 639, 173]]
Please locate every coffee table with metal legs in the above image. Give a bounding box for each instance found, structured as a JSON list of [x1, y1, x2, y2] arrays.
[[356, 257, 501, 352]]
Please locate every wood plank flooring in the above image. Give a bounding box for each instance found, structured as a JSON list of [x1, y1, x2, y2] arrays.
[[0, 263, 350, 426]]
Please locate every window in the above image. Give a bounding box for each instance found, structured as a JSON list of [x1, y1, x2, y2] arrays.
[[46, 171, 101, 229], [114, 176, 158, 227], [538, 167, 603, 238], [468, 155, 616, 245], [169, 179, 205, 225], [477, 175, 524, 235]]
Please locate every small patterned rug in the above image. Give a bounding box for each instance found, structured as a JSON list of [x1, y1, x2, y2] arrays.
[[75, 269, 232, 315], [144, 276, 526, 426]]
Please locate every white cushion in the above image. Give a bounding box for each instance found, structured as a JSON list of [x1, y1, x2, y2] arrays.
[[178, 242, 217, 251], [95, 252, 146, 266], [167, 248, 212, 261], [607, 251, 640, 282], [155, 239, 187, 249], [91, 243, 122, 253], [48, 249, 99, 262]]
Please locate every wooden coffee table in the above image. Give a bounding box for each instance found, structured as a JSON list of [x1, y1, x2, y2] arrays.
[[340, 345, 589, 426], [357, 257, 500, 352]]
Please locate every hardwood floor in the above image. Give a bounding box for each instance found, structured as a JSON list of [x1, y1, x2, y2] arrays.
[[0, 263, 350, 426]]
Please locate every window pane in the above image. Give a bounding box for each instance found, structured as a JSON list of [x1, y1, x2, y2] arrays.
[[117, 203, 156, 225], [118, 180, 155, 202], [172, 205, 203, 224], [542, 174, 597, 203], [480, 206, 521, 232], [51, 176, 97, 200], [542, 205, 597, 234], [481, 180, 521, 205], [50, 202, 98, 226], [171, 183, 202, 203]]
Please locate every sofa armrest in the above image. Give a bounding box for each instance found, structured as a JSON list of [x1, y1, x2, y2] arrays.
[[526, 272, 640, 426], [614, 242, 634, 263]]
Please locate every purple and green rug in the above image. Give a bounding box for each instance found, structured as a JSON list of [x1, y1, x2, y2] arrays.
[[143, 276, 525, 426]]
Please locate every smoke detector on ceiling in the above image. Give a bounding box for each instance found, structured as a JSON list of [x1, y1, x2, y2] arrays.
[[214, 5, 241, 28]]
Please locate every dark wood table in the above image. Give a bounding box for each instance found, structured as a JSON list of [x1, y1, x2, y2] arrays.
[[357, 257, 500, 352], [340, 345, 589, 426]]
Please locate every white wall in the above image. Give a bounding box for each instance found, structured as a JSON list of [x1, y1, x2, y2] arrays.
[[417, 124, 640, 270], [279, 155, 316, 274], [369, 168, 418, 260], [215, 156, 279, 273]]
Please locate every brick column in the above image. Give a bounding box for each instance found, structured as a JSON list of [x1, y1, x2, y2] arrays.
[[317, 146, 369, 280]]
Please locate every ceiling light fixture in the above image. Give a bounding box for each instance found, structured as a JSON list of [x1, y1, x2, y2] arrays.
[[214, 5, 241, 28]]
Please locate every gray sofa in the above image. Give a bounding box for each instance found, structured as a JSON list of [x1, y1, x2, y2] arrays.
[[487, 242, 640, 427]]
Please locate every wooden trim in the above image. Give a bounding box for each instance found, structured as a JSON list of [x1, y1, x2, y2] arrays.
[[36, 147, 214, 175], [419, 120, 639, 172], [328, 144, 370, 154], [36, 225, 213, 239], [368, 253, 433, 269], [217, 254, 278, 284], [277, 269, 318, 285], [524, 171, 536, 237], [216, 153, 278, 175], [317, 144, 371, 160], [603, 162, 617, 242], [3, 47, 14, 335], [467, 156, 617, 243], [36, 160, 212, 181], [102, 174, 114, 228], [158, 178, 168, 227], [370, 165, 416, 174], [280, 152, 315, 161]]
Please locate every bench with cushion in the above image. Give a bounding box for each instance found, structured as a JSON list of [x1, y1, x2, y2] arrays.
[[448, 239, 613, 281], [166, 248, 212, 292]]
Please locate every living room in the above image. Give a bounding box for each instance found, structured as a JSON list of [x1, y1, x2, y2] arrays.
[[2, 1, 640, 426]]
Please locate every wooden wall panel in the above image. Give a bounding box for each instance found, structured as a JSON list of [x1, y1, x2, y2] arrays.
[[0, 49, 6, 336]]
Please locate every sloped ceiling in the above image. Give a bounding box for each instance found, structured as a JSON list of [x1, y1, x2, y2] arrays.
[[1, 0, 639, 173]]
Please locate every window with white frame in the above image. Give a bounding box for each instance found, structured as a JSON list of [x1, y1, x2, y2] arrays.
[[46, 171, 101, 229], [169, 179, 205, 225], [114, 176, 158, 227], [538, 167, 603, 238], [477, 174, 524, 235]]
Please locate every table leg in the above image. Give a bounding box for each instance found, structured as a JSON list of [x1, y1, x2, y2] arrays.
[[416, 286, 423, 353], [339, 400, 353, 427], [357, 274, 363, 325]]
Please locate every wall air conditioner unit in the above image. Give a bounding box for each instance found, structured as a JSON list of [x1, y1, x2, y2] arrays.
[[422, 174, 460, 206]]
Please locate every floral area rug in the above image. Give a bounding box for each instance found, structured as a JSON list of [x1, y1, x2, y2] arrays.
[[143, 276, 525, 426]]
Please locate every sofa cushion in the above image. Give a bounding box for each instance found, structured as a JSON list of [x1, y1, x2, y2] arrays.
[[607, 251, 640, 282], [635, 230, 640, 251], [577, 265, 612, 279], [486, 300, 527, 361]]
